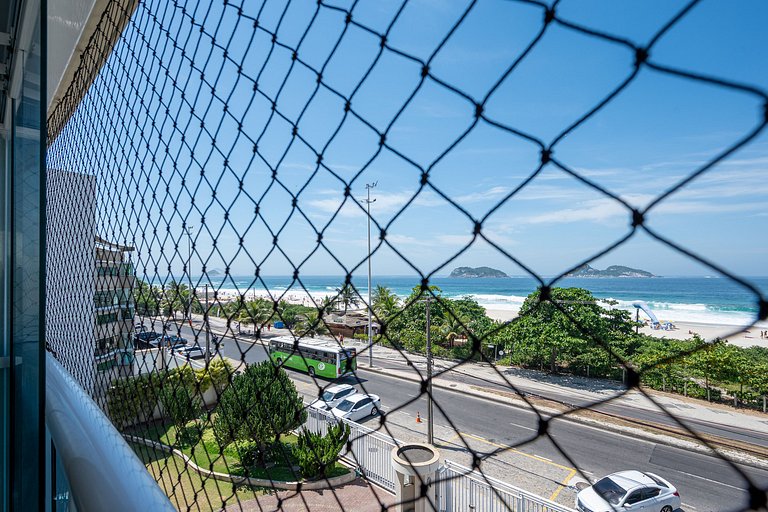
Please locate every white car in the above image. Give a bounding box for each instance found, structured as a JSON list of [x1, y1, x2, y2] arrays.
[[330, 393, 381, 422], [310, 384, 356, 411], [174, 345, 207, 360], [576, 471, 681, 512]]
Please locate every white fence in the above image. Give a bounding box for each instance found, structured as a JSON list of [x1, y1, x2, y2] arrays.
[[435, 460, 575, 512], [302, 409, 576, 512], [303, 406, 399, 493]]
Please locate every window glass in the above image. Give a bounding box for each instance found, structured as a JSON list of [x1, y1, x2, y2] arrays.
[[643, 488, 661, 499], [625, 491, 644, 505]]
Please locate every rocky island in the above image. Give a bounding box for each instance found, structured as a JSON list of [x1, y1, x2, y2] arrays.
[[567, 264, 656, 278], [449, 266, 509, 278]]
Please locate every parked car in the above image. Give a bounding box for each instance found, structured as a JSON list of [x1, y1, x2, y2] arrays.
[[576, 471, 681, 512], [174, 345, 206, 360], [134, 331, 159, 342], [310, 384, 356, 411], [153, 335, 187, 348], [330, 393, 381, 422]]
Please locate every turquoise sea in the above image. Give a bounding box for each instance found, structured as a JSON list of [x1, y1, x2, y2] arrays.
[[175, 275, 768, 328]]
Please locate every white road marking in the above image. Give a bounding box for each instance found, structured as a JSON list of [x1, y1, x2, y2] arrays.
[[674, 471, 744, 491], [510, 421, 537, 432], [682, 504, 697, 510]]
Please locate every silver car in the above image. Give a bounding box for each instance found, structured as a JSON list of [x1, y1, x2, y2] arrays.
[[309, 384, 356, 411], [576, 471, 681, 512], [330, 393, 381, 422]]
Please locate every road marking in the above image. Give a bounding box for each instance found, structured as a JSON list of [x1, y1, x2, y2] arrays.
[[510, 421, 537, 432], [673, 471, 745, 491], [459, 432, 575, 472], [682, 504, 697, 510], [550, 468, 577, 502], [533, 454, 553, 462]]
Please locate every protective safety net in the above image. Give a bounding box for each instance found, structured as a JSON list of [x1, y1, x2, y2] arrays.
[[45, 0, 767, 511]]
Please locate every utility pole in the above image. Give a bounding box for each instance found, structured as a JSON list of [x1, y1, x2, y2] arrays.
[[205, 283, 210, 365], [423, 296, 434, 445], [363, 182, 377, 368]]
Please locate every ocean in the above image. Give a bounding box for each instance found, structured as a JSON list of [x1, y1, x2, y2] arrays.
[[177, 275, 768, 328]]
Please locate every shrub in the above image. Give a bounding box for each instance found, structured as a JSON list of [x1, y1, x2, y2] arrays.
[[295, 422, 350, 479], [107, 373, 160, 428]]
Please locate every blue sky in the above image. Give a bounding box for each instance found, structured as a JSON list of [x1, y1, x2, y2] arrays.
[[49, 0, 768, 280]]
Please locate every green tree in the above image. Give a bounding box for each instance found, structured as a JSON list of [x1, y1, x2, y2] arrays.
[[295, 422, 350, 479], [504, 287, 634, 374], [213, 361, 307, 452], [160, 385, 203, 446], [296, 310, 329, 338], [372, 285, 400, 321], [336, 284, 360, 313]]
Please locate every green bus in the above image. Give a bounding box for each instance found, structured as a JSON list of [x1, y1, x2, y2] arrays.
[[268, 336, 357, 379]]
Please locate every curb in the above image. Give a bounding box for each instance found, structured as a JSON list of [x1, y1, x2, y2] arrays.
[[125, 434, 357, 491], [359, 365, 768, 471]]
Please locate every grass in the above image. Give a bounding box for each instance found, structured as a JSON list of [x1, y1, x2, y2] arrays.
[[131, 442, 267, 512], [130, 422, 349, 483]]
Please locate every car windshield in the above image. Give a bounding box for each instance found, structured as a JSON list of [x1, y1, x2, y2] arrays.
[[593, 477, 627, 505], [322, 391, 336, 401], [335, 399, 355, 412]]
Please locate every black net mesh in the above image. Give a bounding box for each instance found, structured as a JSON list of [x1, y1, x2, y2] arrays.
[[45, 0, 768, 511]]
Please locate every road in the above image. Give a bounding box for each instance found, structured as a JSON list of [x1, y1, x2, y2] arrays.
[[145, 320, 768, 511]]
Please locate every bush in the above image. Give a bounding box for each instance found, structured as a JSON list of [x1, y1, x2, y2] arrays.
[[107, 373, 161, 428], [295, 422, 350, 479], [160, 385, 203, 430]]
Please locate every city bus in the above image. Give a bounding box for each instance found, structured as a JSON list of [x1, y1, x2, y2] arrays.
[[268, 336, 357, 378]]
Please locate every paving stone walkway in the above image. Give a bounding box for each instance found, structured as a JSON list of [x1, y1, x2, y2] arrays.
[[229, 479, 396, 511]]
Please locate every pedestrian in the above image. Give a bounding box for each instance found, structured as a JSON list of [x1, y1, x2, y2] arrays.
[[267, 323, 271, 331], [340, 333, 344, 345]]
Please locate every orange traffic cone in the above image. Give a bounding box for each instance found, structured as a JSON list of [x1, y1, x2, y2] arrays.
[[416, 411, 422, 423]]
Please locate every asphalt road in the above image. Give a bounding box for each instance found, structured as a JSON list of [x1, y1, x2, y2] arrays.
[[158, 321, 768, 511]]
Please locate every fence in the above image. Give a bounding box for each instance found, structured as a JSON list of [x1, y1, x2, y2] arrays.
[[303, 406, 399, 493], [436, 461, 575, 512], [303, 407, 578, 511]]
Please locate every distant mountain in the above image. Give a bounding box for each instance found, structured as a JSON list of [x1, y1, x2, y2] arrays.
[[208, 268, 223, 277], [567, 264, 656, 278], [450, 266, 509, 278]]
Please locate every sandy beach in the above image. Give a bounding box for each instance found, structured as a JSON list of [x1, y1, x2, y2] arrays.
[[482, 306, 768, 349]]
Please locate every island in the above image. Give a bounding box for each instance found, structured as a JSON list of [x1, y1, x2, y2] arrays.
[[449, 266, 509, 278], [566, 264, 656, 278], [208, 268, 223, 277]]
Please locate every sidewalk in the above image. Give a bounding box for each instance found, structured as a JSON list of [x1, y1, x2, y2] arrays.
[[228, 478, 395, 512]]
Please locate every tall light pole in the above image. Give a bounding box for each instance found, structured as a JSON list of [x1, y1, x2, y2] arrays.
[[184, 225, 194, 326], [425, 297, 434, 445], [363, 182, 377, 368]]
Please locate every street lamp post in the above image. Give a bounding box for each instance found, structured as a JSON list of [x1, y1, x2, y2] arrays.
[[363, 182, 377, 368], [425, 296, 434, 445]]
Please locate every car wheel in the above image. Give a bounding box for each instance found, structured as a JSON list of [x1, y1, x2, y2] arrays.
[[370, 406, 379, 417], [308, 366, 316, 377], [660, 507, 673, 512]]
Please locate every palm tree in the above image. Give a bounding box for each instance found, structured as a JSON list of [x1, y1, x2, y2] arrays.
[[296, 310, 329, 338], [439, 314, 469, 348], [319, 295, 339, 315], [336, 284, 360, 314], [372, 285, 400, 321]]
